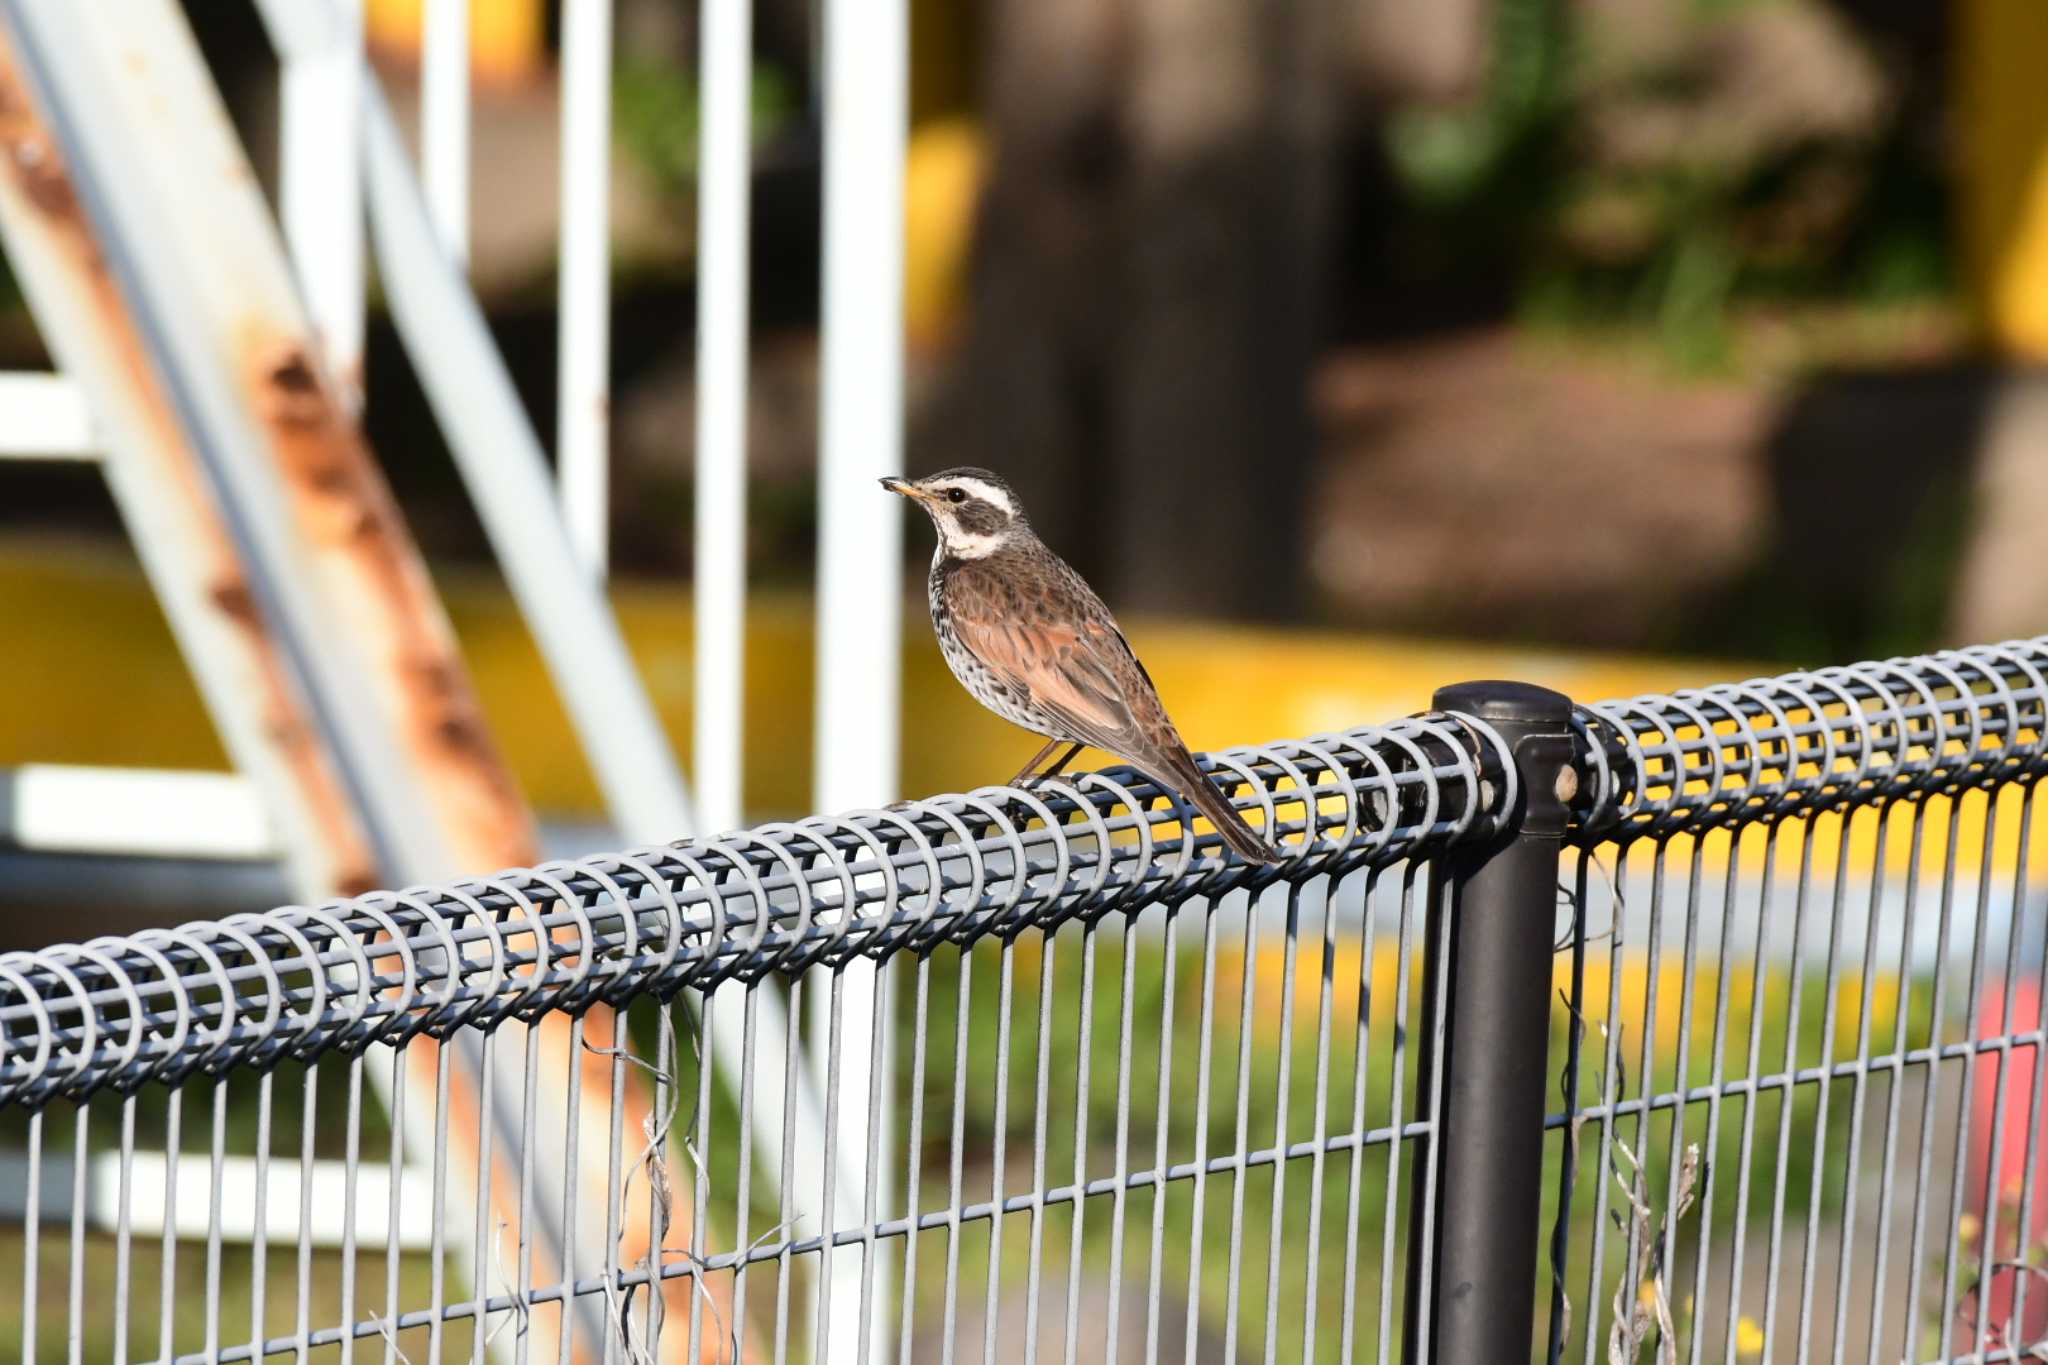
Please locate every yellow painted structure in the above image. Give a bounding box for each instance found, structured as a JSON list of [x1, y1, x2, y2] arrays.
[[366, 0, 544, 86], [0, 538, 1762, 824], [4, 540, 2037, 888], [1957, 0, 2048, 356], [904, 117, 985, 349], [1219, 936, 1911, 1065]]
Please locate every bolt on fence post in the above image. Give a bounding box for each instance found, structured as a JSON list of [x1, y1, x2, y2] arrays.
[[1404, 680, 1576, 1365]]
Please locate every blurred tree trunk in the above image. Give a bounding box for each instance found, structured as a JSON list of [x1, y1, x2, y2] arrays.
[[951, 0, 1339, 619]]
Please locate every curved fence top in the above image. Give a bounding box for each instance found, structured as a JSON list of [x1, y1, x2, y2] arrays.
[[1572, 636, 2048, 840], [3, 636, 2047, 1108], [0, 712, 1501, 1107]]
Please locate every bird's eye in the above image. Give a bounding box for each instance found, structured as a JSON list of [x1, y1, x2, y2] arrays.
[[946, 488, 967, 504]]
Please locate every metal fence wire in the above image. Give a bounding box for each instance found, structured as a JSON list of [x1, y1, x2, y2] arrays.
[[2, 639, 2046, 1365]]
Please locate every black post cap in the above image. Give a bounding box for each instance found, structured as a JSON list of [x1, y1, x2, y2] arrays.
[[1431, 680, 1573, 727]]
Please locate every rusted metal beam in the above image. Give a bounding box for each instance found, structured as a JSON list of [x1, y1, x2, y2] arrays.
[[0, 30, 379, 900], [0, 4, 726, 1358]]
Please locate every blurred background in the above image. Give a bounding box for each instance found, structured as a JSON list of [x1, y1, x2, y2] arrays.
[[4, 0, 2048, 912], [3, 6, 2047, 1360]]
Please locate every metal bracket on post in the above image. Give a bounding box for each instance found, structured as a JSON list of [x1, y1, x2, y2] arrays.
[[1405, 680, 1577, 1365]]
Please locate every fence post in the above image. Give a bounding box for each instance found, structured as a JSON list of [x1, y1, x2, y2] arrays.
[[1405, 680, 1576, 1365]]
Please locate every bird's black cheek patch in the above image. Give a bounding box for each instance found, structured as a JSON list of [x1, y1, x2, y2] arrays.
[[957, 503, 1005, 536]]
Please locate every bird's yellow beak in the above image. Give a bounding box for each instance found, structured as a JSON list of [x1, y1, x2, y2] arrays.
[[879, 476, 927, 501]]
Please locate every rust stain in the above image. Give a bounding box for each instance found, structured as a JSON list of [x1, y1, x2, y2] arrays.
[[0, 34, 717, 1362], [224, 211, 703, 1363], [232, 326, 705, 1364], [207, 577, 258, 627], [0, 85, 83, 229], [407, 655, 459, 699], [240, 327, 539, 873], [0, 34, 716, 1365], [261, 347, 328, 427], [267, 349, 317, 393], [0, 36, 380, 898]]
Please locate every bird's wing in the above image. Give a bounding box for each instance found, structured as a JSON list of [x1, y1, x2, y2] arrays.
[[944, 559, 1278, 861], [945, 566, 1168, 763]]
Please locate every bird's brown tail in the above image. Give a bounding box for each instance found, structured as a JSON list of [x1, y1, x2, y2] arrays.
[[1155, 746, 1283, 865]]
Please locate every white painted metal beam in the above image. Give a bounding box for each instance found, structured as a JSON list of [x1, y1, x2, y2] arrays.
[[0, 372, 94, 459], [814, 0, 907, 826], [694, 0, 752, 838], [813, 0, 910, 1348], [278, 0, 366, 406], [0, 4, 384, 899], [0, 0, 461, 882], [353, 84, 703, 843], [421, 0, 469, 265], [0, 765, 275, 860], [0, 1150, 436, 1251], [693, 2, 771, 1350], [557, 0, 612, 579]]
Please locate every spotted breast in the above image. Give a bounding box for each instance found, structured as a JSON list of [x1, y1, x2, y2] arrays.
[[929, 550, 1069, 739]]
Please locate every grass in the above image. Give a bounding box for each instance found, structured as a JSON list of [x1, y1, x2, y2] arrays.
[[0, 1232, 488, 1363]]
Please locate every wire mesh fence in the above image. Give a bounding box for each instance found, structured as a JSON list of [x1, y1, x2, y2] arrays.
[[2, 641, 2046, 1364], [1551, 644, 2048, 1365]]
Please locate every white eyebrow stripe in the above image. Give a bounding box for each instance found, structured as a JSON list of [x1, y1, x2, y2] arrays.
[[938, 476, 1015, 517]]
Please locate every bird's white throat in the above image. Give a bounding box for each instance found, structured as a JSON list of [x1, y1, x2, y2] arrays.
[[936, 526, 1008, 560]]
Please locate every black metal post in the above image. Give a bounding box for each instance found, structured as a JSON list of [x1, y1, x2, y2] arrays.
[[1404, 680, 1576, 1365]]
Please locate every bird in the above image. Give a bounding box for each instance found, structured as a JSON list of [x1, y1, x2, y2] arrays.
[[882, 467, 1282, 865]]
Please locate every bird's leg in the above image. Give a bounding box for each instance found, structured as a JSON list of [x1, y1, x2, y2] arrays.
[[1026, 741, 1085, 790], [1012, 740, 1085, 791], [1007, 736, 1065, 788], [1005, 739, 1085, 829]]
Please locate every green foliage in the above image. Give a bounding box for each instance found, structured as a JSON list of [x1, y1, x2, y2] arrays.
[[612, 53, 797, 202], [1384, 0, 1951, 375], [1386, 0, 1571, 204], [1383, 0, 1573, 283]]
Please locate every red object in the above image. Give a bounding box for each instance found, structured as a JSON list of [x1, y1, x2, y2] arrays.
[[1967, 976, 2048, 1346]]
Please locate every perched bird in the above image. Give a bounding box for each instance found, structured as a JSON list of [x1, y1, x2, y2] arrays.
[[882, 467, 1281, 864]]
